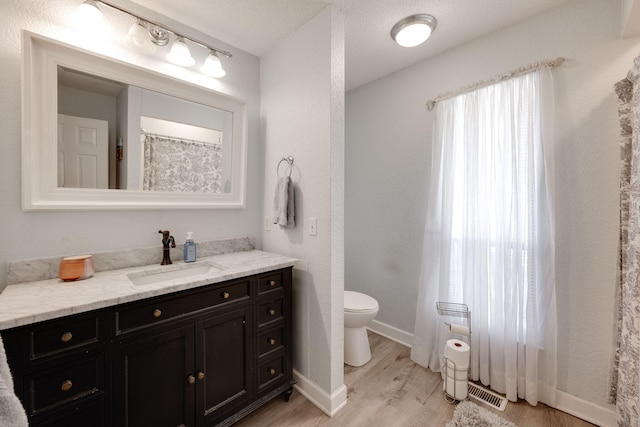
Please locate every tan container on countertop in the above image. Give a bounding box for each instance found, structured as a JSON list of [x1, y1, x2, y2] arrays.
[[59, 255, 94, 282]]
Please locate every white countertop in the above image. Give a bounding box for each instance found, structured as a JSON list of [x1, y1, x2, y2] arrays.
[[0, 250, 297, 331]]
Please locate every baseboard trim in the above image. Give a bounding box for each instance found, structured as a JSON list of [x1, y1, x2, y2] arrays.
[[556, 390, 615, 427], [366, 319, 616, 426], [293, 369, 348, 417], [367, 319, 413, 348]]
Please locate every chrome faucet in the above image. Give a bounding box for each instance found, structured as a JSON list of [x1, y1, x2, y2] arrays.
[[159, 230, 176, 265]]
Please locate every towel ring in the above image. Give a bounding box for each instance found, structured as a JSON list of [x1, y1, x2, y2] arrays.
[[277, 156, 294, 177]]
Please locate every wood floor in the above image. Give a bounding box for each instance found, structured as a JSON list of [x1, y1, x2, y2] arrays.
[[236, 332, 595, 427]]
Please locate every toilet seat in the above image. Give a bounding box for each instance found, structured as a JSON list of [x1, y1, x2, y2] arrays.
[[344, 291, 379, 313]]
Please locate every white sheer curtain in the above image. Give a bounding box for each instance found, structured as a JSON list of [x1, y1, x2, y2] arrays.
[[411, 67, 557, 406]]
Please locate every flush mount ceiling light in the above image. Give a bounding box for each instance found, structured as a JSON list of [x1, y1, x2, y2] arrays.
[[73, 0, 232, 77], [391, 14, 437, 47]]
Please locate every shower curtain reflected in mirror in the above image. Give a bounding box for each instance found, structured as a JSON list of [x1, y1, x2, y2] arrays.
[[142, 133, 223, 193]]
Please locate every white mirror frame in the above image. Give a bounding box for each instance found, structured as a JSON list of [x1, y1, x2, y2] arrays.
[[22, 31, 247, 211]]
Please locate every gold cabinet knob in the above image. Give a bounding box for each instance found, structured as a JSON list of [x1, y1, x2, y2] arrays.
[[61, 380, 73, 392], [187, 375, 195, 385], [269, 338, 276, 346], [268, 309, 276, 316], [269, 280, 276, 287], [222, 292, 230, 299], [153, 309, 162, 318], [269, 368, 276, 376], [197, 371, 205, 380], [61, 332, 73, 343]]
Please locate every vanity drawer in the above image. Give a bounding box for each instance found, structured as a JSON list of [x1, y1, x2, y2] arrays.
[[258, 272, 284, 294], [257, 327, 284, 358], [29, 313, 102, 360], [28, 354, 105, 415], [257, 355, 285, 391], [116, 280, 250, 333], [257, 298, 284, 327]]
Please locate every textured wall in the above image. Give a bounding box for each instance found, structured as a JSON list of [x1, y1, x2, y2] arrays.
[[260, 5, 345, 400], [0, 0, 262, 291], [346, 0, 640, 407]]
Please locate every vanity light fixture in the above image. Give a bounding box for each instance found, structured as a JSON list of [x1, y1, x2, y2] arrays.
[[73, 0, 231, 77], [201, 51, 226, 78], [74, 0, 105, 32], [127, 19, 157, 54], [390, 14, 437, 47], [167, 37, 196, 66]]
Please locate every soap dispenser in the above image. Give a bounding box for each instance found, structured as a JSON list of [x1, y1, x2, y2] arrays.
[[184, 232, 196, 263]]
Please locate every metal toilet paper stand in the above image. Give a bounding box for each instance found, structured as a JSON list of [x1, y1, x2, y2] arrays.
[[437, 302, 471, 403]]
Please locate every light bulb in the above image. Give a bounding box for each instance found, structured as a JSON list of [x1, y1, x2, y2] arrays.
[[127, 20, 156, 54], [395, 24, 431, 47], [201, 51, 226, 78], [74, 0, 104, 33], [167, 37, 195, 67]]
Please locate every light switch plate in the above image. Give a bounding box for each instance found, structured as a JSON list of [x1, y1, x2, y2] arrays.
[[309, 217, 317, 236]]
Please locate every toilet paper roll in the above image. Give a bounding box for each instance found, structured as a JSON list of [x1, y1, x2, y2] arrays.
[[444, 339, 470, 370], [444, 358, 469, 400], [443, 339, 470, 400], [449, 324, 470, 337]]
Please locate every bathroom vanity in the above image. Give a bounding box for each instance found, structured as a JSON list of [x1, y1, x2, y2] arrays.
[[0, 249, 296, 427]]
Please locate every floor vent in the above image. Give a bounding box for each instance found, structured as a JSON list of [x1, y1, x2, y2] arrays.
[[468, 382, 507, 411]]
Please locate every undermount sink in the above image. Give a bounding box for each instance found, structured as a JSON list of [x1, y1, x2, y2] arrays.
[[127, 262, 224, 286]]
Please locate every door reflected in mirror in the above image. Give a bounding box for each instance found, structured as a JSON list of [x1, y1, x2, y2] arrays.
[[57, 66, 233, 194]]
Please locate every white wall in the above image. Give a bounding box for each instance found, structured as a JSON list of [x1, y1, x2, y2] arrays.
[[260, 5, 346, 414], [346, 0, 640, 409], [622, 0, 640, 37], [0, 0, 262, 289]]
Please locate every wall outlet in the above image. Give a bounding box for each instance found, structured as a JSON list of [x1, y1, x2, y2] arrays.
[[309, 217, 317, 236], [264, 216, 271, 231]]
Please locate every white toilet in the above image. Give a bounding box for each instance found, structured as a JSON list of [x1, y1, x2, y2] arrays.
[[344, 290, 379, 367]]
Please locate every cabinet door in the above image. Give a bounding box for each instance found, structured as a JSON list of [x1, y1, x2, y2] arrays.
[[112, 325, 195, 427], [196, 307, 252, 426]]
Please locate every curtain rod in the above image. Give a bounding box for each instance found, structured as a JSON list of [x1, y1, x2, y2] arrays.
[[142, 129, 221, 147], [425, 57, 565, 111]]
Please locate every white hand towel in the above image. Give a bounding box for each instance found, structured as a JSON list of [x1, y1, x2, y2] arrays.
[[272, 176, 295, 228], [0, 336, 27, 426]]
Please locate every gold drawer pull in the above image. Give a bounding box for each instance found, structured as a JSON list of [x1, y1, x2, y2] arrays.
[[268, 309, 276, 316], [187, 375, 195, 385], [269, 280, 276, 287], [222, 292, 230, 299], [153, 309, 162, 318], [269, 338, 276, 346], [269, 368, 276, 376], [197, 371, 205, 380], [61, 380, 73, 392], [61, 332, 73, 343]]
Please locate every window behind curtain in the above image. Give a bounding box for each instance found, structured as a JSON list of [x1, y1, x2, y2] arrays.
[[411, 67, 557, 406]]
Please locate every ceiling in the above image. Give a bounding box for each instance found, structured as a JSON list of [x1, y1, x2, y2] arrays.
[[127, 0, 573, 91]]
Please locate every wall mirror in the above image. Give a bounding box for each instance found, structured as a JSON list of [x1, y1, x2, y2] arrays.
[[22, 31, 247, 210]]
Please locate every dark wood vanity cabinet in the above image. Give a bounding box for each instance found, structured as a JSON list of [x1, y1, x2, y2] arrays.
[[1, 310, 109, 427], [2, 267, 294, 427]]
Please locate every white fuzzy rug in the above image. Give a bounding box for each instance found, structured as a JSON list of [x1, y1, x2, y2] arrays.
[[446, 400, 517, 427]]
